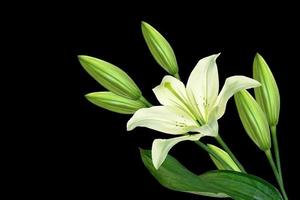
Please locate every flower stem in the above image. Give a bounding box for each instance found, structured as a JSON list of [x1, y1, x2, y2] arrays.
[[194, 140, 234, 171], [215, 135, 246, 173], [265, 150, 288, 200], [271, 126, 283, 181], [140, 96, 152, 107]]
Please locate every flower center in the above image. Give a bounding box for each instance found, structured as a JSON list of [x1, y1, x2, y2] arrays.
[[164, 82, 205, 125]]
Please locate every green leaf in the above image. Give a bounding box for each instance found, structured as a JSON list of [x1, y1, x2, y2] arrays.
[[140, 149, 282, 200], [79, 55, 142, 100], [141, 21, 178, 76], [201, 171, 283, 200], [85, 92, 146, 114]]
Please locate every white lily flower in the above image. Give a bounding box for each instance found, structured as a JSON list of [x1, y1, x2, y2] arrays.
[[127, 53, 261, 169]]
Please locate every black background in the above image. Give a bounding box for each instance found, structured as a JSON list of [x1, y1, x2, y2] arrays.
[[75, 6, 299, 199]]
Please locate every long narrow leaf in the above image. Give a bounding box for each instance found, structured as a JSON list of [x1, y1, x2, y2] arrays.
[[140, 149, 282, 200]]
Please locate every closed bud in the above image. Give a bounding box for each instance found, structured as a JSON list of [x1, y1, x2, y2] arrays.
[[85, 92, 146, 114], [253, 53, 280, 126], [234, 90, 271, 151], [79, 55, 142, 100], [141, 21, 179, 76], [207, 144, 241, 172]]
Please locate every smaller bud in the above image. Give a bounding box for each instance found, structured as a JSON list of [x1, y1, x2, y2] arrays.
[[253, 53, 280, 126], [207, 144, 241, 172], [234, 90, 271, 151], [85, 92, 146, 114], [141, 21, 179, 77], [79, 55, 142, 100]]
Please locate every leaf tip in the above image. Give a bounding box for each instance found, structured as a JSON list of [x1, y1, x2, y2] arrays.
[[139, 148, 152, 163], [139, 147, 144, 154]]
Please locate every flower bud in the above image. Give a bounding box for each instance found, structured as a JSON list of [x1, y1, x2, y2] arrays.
[[79, 55, 142, 100], [207, 144, 241, 172], [234, 90, 271, 151], [85, 92, 146, 114], [141, 21, 179, 76], [253, 53, 280, 126]]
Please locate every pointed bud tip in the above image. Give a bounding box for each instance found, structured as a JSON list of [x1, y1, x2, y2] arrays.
[[254, 52, 264, 61], [84, 93, 90, 98], [78, 55, 90, 62], [141, 21, 150, 31], [141, 21, 146, 26], [84, 93, 95, 100], [77, 55, 84, 59], [141, 21, 150, 28]]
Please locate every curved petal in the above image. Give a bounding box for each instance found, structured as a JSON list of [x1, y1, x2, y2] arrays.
[[127, 106, 199, 135], [215, 75, 261, 119], [152, 134, 202, 169], [192, 120, 219, 137], [153, 76, 193, 117], [187, 54, 220, 118]]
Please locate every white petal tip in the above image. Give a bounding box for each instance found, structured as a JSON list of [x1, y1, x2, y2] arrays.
[[212, 53, 221, 60], [254, 80, 261, 87], [152, 85, 161, 93], [152, 76, 172, 94], [247, 78, 261, 88], [151, 139, 166, 170], [153, 162, 161, 170], [204, 53, 221, 62], [126, 120, 134, 131]]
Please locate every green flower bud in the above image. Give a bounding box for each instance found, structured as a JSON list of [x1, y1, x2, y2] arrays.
[[85, 92, 146, 114], [207, 144, 241, 172], [253, 53, 280, 126], [141, 21, 179, 76], [79, 55, 142, 100], [234, 90, 271, 151]]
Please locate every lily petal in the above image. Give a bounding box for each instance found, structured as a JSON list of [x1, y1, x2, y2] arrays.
[[187, 54, 220, 119], [152, 134, 202, 169], [127, 106, 198, 135], [192, 120, 219, 137], [153, 75, 194, 117], [215, 76, 261, 119]]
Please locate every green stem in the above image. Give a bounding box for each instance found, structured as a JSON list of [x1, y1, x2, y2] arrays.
[[215, 135, 246, 173], [265, 150, 288, 200], [194, 140, 234, 171], [271, 126, 283, 181], [174, 73, 181, 80], [140, 96, 152, 107]]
